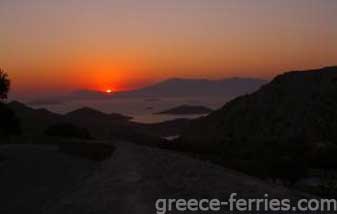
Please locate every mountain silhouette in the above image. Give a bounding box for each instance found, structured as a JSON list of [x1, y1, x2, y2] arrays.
[[29, 77, 266, 104], [114, 77, 267, 98], [181, 66, 337, 148], [7, 101, 64, 134], [7, 102, 132, 138], [176, 66, 337, 185], [65, 107, 131, 122], [6, 101, 187, 141]]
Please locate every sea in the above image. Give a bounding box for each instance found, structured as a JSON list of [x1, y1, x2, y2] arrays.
[[29, 96, 228, 124]]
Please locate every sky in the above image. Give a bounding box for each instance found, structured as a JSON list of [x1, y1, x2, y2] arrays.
[[1, 0, 337, 97]]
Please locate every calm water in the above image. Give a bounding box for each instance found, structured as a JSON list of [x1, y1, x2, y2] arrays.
[[30, 97, 228, 123]]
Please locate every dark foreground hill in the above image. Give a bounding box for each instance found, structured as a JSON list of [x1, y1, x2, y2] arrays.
[[64, 107, 132, 138], [7, 101, 63, 135], [179, 66, 337, 185], [181, 66, 337, 147]]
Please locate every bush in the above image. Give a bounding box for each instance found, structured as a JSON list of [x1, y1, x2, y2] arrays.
[[0, 103, 21, 139], [0, 68, 10, 100], [45, 123, 92, 139]]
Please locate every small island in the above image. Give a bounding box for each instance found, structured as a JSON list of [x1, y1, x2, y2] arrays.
[[155, 105, 213, 115]]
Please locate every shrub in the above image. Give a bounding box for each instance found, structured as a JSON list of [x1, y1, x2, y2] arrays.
[[0, 103, 21, 139], [0, 68, 10, 100], [0, 69, 21, 139]]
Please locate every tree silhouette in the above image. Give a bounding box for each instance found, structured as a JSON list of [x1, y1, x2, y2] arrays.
[[0, 68, 21, 138], [0, 68, 10, 101]]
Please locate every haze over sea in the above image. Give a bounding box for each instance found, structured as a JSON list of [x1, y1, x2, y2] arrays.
[[27, 96, 226, 123]]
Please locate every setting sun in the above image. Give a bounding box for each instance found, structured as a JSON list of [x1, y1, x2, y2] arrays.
[[106, 89, 112, 94]]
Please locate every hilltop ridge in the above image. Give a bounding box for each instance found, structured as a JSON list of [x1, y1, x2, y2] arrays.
[[181, 66, 337, 146]]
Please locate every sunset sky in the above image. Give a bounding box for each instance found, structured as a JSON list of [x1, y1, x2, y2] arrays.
[[1, 0, 337, 97]]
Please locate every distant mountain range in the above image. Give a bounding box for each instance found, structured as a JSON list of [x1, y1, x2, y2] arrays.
[[113, 77, 267, 98], [29, 77, 267, 105]]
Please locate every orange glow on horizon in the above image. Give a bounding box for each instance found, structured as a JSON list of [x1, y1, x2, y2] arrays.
[[2, 0, 337, 98]]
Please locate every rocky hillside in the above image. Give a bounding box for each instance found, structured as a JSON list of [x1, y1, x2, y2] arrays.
[[181, 66, 337, 148], [177, 66, 337, 185]]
